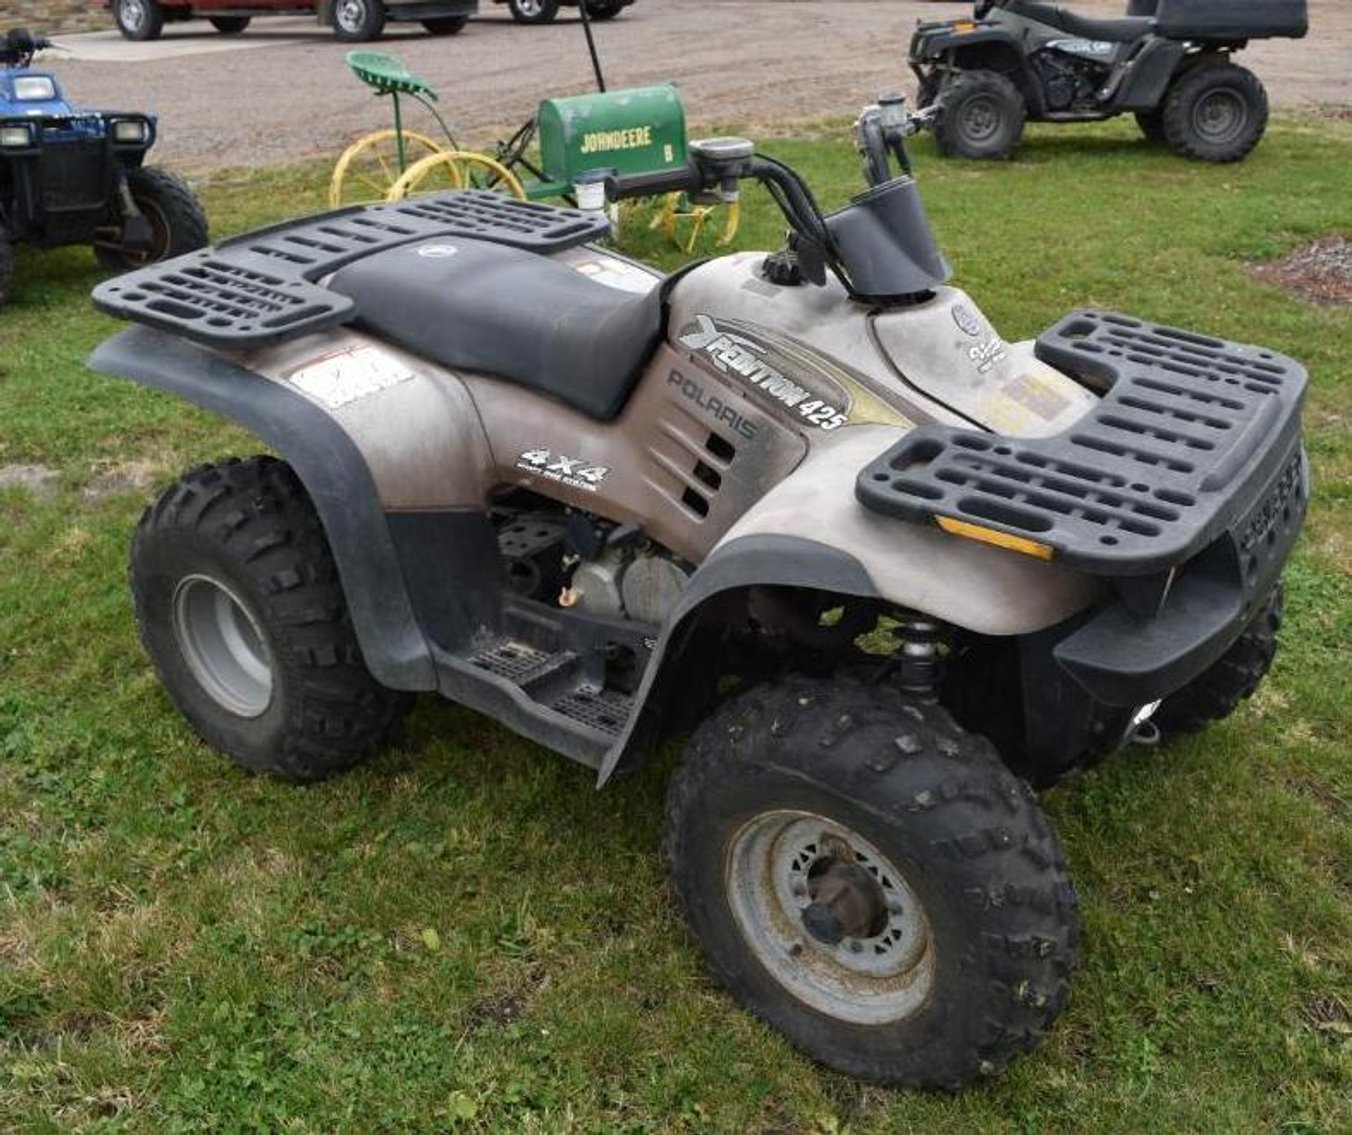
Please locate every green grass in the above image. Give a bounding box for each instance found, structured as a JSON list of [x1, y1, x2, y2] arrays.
[[2, 115, 1351, 1132]]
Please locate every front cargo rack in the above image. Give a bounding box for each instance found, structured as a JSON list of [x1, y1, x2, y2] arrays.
[[857, 310, 1307, 576], [91, 190, 611, 349]]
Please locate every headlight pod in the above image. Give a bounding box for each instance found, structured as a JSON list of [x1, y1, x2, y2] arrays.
[[13, 76, 57, 101], [110, 118, 149, 144], [0, 123, 34, 148]]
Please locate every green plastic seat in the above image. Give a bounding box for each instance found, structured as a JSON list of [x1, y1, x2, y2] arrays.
[[345, 51, 438, 100]]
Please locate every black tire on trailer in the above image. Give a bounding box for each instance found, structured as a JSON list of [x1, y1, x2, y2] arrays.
[[113, 0, 165, 41], [1154, 584, 1284, 737], [0, 230, 14, 307], [933, 69, 1026, 160], [422, 15, 468, 34], [209, 15, 251, 33], [664, 677, 1079, 1088], [332, 0, 386, 41], [1135, 108, 1166, 143], [130, 457, 410, 782], [507, 0, 561, 24], [95, 166, 209, 271], [1162, 60, 1269, 163]]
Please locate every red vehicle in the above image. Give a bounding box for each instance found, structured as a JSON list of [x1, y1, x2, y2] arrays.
[[103, 0, 478, 42]]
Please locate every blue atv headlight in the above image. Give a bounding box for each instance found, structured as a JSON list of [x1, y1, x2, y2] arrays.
[[13, 76, 57, 101], [0, 123, 34, 147], [110, 118, 148, 144]]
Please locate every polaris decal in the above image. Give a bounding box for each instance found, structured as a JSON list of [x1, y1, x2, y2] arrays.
[[667, 370, 759, 440], [951, 303, 984, 338], [1047, 37, 1115, 58], [516, 448, 610, 493], [678, 315, 849, 431]]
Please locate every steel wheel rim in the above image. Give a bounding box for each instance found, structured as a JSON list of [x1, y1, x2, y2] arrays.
[[172, 574, 274, 718], [961, 94, 1002, 144], [1193, 88, 1248, 145], [515, 0, 545, 15], [725, 809, 935, 1026], [119, 0, 147, 31], [335, 0, 368, 32]]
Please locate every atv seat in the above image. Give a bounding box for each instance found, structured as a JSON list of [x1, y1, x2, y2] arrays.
[[1006, 1, 1155, 41], [329, 237, 663, 421]]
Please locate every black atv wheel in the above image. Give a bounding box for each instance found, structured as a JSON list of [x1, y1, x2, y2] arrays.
[[664, 677, 1078, 1088], [131, 457, 409, 782], [1162, 61, 1269, 163], [1135, 109, 1166, 143], [1154, 585, 1284, 737], [113, 0, 164, 40], [584, 0, 624, 18], [933, 69, 1026, 161], [332, 0, 386, 41], [507, 0, 561, 24], [95, 167, 208, 272], [422, 15, 468, 34], [0, 231, 14, 308], [209, 15, 251, 33]]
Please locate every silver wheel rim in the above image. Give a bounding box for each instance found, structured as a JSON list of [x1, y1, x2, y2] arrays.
[[961, 94, 1002, 144], [120, 0, 147, 31], [515, 0, 545, 15], [335, 0, 368, 32], [725, 810, 935, 1026], [172, 574, 274, 718], [1193, 88, 1248, 145]]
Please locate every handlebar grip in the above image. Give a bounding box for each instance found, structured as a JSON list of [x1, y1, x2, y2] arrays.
[[604, 164, 703, 202]]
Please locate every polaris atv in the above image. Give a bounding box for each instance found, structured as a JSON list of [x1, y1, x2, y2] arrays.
[[0, 28, 207, 306], [87, 94, 1308, 1088], [910, 0, 1308, 161]]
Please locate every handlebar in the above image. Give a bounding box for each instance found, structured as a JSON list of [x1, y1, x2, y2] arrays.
[[2, 28, 51, 66]]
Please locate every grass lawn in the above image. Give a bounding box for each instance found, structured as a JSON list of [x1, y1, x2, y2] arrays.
[[2, 114, 1350, 1133]]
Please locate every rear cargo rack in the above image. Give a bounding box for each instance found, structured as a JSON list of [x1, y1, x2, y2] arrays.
[[856, 310, 1307, 575], [91, 190, 611, 349]]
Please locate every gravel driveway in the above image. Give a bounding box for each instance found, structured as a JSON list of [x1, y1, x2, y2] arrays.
[[43, 0, 1352, 177]]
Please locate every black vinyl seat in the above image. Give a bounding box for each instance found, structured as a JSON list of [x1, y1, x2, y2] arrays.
[[329, 236, 663, 421], [1008, 1, 1155, 41]]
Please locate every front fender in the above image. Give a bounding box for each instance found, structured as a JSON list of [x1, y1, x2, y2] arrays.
[[87, 326, 440, 690]]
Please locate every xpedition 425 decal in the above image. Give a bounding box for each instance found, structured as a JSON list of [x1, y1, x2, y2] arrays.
[[678, 315, 851, 431]]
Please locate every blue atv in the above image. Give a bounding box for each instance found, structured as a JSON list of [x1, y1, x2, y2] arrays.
[[0, 28, 207, 305]]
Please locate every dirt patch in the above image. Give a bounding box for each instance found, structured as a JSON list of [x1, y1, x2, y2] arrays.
[[0, 464, 60, 497], [1251, 236, 1352, 305]]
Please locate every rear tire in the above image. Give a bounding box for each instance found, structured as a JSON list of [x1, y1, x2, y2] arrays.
[[933, 69, 1026, 160], [664, 677, 1078, 1088], [113, 0, 164, 40], [507, 0, 561, 24], [95, 166, 208, 271], [422, 16, 468, 34], [209, 15, 251, 33], [131, 457, 409, 781], [584, 0, 624, 17], [332, 0, 386, 41], [1162, 61, 1268, 163], [1154, 584, 1283, 736]]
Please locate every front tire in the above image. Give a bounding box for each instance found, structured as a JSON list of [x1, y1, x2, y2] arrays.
[[933, 69, 1025, 160], [1162, 61, 1269, 163], [95, 166, 209, 271], [584, 0, 624, 18], [664, 678, 1078, 1088], [332, 0, 386, 41], [209, 15, 251, 33], [0, 231, 14, 307], [113, 0, 164, 40], [131, 457, 409, 781], [422, 16, 468, 34], [507, 0, 561, 24]]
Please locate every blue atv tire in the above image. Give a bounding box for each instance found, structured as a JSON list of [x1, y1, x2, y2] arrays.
[[0, 232, 13, 306], [95, 167, 208, 271]]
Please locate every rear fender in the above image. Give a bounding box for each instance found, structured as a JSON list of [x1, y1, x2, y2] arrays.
[[86, 325, 503, 690]]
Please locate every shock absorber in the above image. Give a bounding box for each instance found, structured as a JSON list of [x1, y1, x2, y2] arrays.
[[894, 617, 944, 697]]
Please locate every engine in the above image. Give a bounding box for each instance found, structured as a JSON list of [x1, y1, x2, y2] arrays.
[[1030, 47, 1111, 112]]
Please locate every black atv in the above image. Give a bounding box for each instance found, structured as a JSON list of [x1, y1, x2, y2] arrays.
[[0, 28, 208, 305], [910, 0, 1308, 162]]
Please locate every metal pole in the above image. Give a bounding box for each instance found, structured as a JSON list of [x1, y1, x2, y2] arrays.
[[579, 2, 606, 92]]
